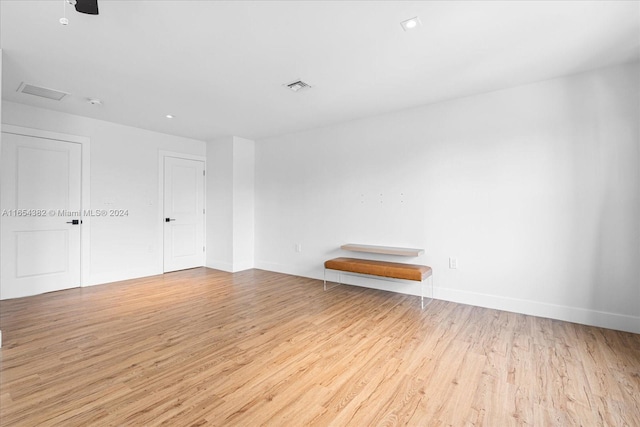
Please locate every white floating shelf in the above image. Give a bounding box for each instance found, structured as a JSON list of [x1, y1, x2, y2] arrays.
[[340, 243, 424, 257]]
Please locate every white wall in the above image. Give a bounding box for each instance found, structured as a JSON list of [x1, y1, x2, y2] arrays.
[[1, 50, 3, 346], [206, 136, 234, 270], [232, 137, 255, 271], [1, 101, 206, 285], [206, 136, 255, 272], [255, 62, 640, 333]]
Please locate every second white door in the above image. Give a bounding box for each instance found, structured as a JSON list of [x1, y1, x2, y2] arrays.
[[163, 156, 205, 272]]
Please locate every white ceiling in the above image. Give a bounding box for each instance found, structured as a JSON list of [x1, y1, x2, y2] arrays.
[[1, 1, 639, 141]]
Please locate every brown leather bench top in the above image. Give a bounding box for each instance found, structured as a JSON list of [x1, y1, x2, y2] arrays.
[[325, 257, 432, 282]]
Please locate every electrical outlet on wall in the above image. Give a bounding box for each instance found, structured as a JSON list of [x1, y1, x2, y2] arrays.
[[295, 243, 302, 253], [449, 257, 458, 269]]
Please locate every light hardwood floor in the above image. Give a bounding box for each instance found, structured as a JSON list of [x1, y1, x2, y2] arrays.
[[0, 268, 638, 426]]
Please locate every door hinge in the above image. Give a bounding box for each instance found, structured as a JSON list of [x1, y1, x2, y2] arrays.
[[203, 208, 205, 214], [203, 246, 205, 252], [203, 170, 205, 176]]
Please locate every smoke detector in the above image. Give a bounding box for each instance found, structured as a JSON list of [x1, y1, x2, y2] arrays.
[[87, 98, 103, 106], [284, 80, 312, 92]]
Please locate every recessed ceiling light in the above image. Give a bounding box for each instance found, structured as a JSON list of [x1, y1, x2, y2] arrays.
[[284, 80, 312, 92], [87, 98, 102, 106], [400, 17, 421, 31], [166, 114, 175, 119]]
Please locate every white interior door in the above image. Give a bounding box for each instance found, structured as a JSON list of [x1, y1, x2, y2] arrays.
[[163, 156, 205, 272], [1, 132, 82, 299]]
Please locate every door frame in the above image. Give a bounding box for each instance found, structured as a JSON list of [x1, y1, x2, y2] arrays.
[[0, 124, 91, 287], [158, 151, 206, 273]]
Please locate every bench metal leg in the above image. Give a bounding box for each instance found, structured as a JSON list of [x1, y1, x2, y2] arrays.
[[421, 275, 434, 310], [323, 269, 342, 291]]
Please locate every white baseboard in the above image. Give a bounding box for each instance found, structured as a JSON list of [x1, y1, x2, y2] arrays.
[[435, 287, 640, 334], [207, 260, 254, 273], [255, 261, 640, 334], [86, 267, 161, 287], [255, 260, 320, 278], [254, 260, 296, 275], [231, 261, 254, 273], [206, 260, 234, 272]]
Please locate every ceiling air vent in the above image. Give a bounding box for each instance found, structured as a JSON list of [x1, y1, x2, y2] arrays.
[[285, 80, 312, 92], [17, 82, 68, 101]]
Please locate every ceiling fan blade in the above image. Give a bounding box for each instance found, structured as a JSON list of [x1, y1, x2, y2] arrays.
[[75, 0, 99, 15]]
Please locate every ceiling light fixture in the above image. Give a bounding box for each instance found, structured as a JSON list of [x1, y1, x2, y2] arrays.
[[400, 17, 421, 31], [87, 98, 103, 106], [59, 0, 99, 25], [284, 80, 312, 92], [166, 114, 175, 119]]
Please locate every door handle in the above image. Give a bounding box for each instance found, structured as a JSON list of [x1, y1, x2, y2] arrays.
[[66, 219, 82, 225], [165, 218, 176, 222]]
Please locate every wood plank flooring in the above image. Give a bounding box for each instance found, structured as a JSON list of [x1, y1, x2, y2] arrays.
[[1, 267, 638, 426]]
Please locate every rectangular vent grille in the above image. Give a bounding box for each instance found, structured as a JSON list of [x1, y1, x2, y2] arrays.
[[17, 82, 68, 101], [285, 80, 311, 92]]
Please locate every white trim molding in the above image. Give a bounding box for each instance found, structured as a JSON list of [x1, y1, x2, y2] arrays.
[[434, 287, 640, 334]]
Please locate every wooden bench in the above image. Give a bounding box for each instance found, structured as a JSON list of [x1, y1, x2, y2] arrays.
[[324, 256, 433, 309]]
